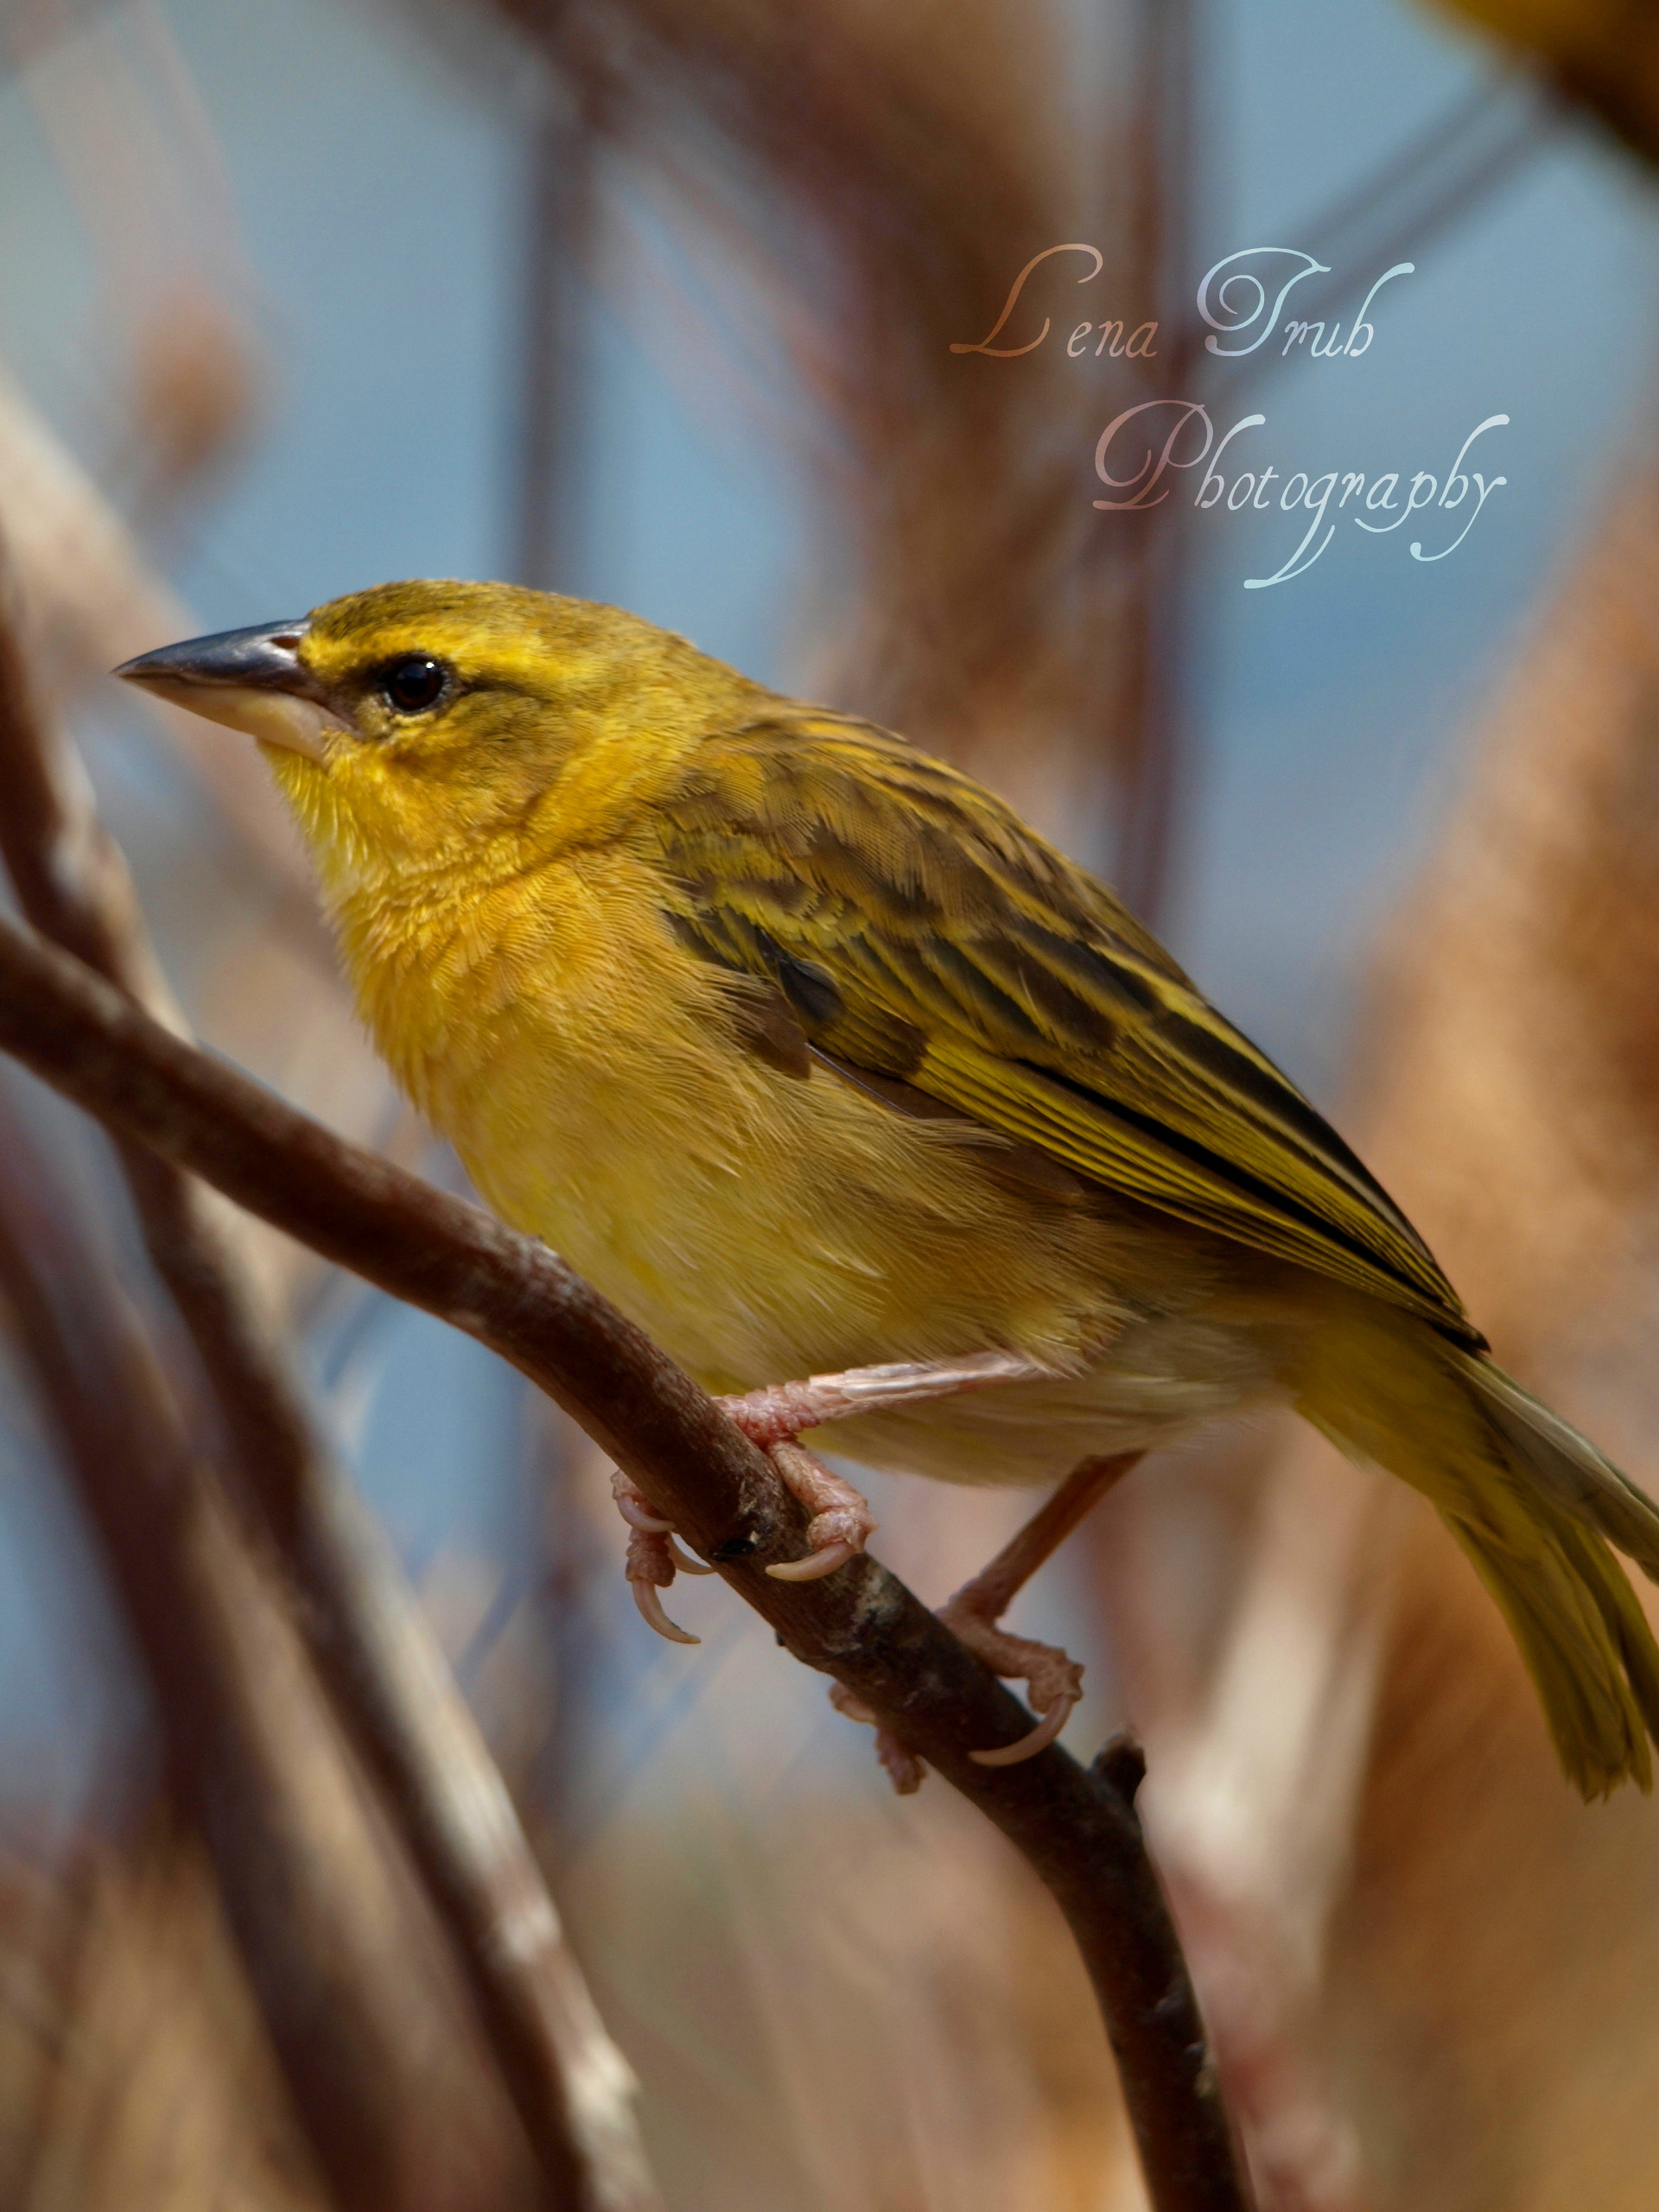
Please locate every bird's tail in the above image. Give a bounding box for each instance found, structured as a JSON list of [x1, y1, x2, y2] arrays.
[[1295, 1316, 1659, 1799]]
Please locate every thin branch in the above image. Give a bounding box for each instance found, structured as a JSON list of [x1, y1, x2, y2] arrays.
[[0, 909, 1254, 2212], [0, 1085, 535, 2212], [0, 611, 656, 2210]]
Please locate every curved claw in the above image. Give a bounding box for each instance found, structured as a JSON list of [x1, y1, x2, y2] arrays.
[[610, 1470, 674, 1535], [632, 1579, 701, 1644], [670, 1537, 716, 1576], [969, 1693, 1078, 1767], [616, 1495, 673, 1535], [766, 1538, 859, 1582]]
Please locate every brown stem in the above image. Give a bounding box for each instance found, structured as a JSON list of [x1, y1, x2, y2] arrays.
[[0, 1087, 536, 2212], [0, 910, 1253, 2212], [0, 613, 655, 2211]]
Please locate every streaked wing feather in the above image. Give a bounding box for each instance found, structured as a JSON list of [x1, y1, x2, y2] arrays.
[[645, 712, 1478, 1346]]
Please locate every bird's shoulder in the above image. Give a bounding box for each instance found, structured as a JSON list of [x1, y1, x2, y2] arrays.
[[639, 707, 1189, 973]]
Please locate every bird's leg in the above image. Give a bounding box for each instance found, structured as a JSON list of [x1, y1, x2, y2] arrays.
[[610, 1468, 713, 1645], [941, 1450, 1143, 1770], [610, 1349, 1049, 1635], [823, 1448, 1143, 1791], [716, 1350, 1052, 1582]]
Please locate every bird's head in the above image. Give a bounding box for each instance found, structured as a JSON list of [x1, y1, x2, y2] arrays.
[[116, 579, 761, 894]]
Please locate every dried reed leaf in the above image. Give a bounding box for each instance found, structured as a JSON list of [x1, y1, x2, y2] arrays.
[[0, 1829, 326, 2212], [1323, 448, 1659, 2212]]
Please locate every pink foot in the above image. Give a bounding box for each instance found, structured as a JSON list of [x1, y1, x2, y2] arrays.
[[611, 1470, 711, 1645], [758, 1441, 877, 1582], [938, 1590, 1084, 1767], [827, 1601, 1084, 1796], [934, 1452, 1136, 1770]]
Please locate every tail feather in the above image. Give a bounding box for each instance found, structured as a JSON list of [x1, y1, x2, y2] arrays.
[[1298, 1322, 1659, 1799], [1452, 1501, 1659, 1797], [1452, 1348, 1659, 1583]]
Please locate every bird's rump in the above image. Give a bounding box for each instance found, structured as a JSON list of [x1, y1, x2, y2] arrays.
[[646, 710, 1478, 1346]]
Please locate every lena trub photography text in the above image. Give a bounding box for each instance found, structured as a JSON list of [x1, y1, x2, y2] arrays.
[[953, 243, 1510, 590]]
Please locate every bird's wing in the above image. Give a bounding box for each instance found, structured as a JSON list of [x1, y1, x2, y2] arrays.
[[644, 712, 1478, 1345]]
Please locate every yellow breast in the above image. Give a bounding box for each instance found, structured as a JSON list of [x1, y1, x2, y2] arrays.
[[327, 844, 1171, 1401]]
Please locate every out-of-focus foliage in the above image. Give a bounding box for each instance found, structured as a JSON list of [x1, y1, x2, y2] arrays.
[[0, 1830, 324, 2212], [1329, 451, 1659, 2212], [1422, 0, 1659, 163]]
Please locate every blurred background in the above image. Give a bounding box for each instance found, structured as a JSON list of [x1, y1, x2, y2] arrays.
[[3, 0, 1659, 2206]]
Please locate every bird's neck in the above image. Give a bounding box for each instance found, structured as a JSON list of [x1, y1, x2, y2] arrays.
[[323, 836, 531, 1074]]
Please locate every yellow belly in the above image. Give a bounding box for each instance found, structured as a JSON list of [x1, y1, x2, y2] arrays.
[[339, 849, 1281, 1484]]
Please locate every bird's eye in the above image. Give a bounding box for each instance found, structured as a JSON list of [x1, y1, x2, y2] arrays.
[[378, 654, 448, 714]]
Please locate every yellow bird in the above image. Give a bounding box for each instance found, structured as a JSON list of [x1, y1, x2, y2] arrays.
[[118, 579, 1659, 1798]]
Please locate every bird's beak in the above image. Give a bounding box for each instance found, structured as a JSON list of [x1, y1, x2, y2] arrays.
[[112, 620, 348, 762]]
